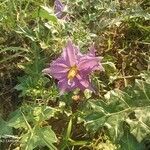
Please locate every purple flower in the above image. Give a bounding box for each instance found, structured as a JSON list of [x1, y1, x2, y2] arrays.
[[54, 0, 65, 19], [43, 40, 104, 94]]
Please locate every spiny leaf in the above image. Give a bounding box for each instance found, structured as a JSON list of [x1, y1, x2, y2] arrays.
[[37, 126, 57, 150], [126, 107, 150, 142], [21, 126, 57, 150], [80, 71, 150, 143], [119, 129, 145, 150]]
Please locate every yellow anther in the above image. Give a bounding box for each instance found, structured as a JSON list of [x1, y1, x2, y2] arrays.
[[67, 66, 78, 80]]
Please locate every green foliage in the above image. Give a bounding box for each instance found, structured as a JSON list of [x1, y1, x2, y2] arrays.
[[0, 118, 13, 138], [0, 0, 150, 149], [20, 126, 57, 150], [119, 127, 144, 150], [7, 104, 59, 149], [80, 71, 150, 149]]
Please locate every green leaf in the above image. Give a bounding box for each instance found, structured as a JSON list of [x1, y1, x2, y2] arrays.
[[39, 6, 58, 24], [0, 118, 13, 137], [8, 109, 29, 129], [80, 71, 150, 143], [8, 105, 58, 129], [37, 126, 57, 150], [66, 118, 72, 140], [33, 106, 58, 122], [102, 61, 117, 74], [21, 126, 57, 150], [21, 131, 41, 150], [16, 26, 37, 41], [119, 130, 144, 150], [126, 107, 150, 142], [124, 80, 150, 107], [84, 89, 92, 99], [0, 47, 28, 53]]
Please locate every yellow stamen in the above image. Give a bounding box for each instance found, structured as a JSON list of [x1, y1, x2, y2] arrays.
[[67, 65, 78, 80]]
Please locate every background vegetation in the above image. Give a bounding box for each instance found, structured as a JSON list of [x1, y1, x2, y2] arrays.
[[0, 0, 150, 149]]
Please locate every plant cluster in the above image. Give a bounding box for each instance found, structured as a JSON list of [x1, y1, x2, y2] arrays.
[[0, 0, 150, 149]]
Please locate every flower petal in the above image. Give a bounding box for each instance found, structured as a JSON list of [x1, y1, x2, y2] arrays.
[[54, 0, 64, 18], [58, 78, 68, 94], [62, 40, 79, 66], [58, 77, 77, 94], [76, 74, 89, 88], [76, 74, 94, 91], [78, 55, 103, 73], [88, 44, 96, 56], [43, 57, 69, 80], [77, 45, 104, 72], [43, 40, 104, 94]]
